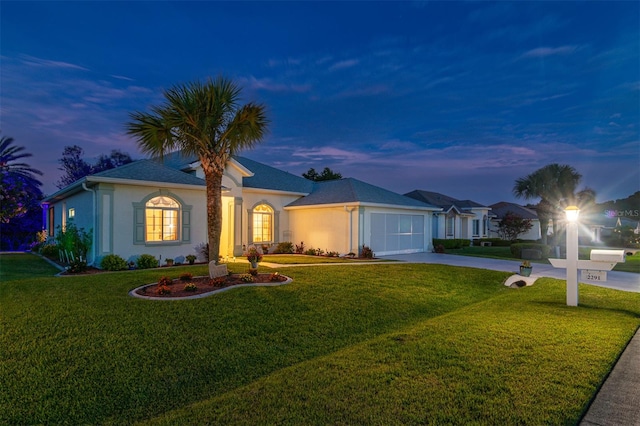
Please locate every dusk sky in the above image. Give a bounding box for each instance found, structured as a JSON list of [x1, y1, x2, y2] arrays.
[[1, 1, 638, 205]]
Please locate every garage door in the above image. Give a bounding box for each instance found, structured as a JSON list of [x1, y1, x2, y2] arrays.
[[370, 213, 425, 256]]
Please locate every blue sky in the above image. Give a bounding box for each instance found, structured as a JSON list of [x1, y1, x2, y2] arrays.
[[1, 1, 638, 205]]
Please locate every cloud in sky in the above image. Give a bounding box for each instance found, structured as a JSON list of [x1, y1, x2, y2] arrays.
[[0, 1, 638, 204]]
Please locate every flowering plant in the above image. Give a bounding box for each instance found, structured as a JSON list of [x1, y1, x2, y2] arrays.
[[244, 244, 263, 263]]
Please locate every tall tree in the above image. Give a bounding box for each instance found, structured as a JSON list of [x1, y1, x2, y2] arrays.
[[302, 167, 342, 181], [126, 77, 268, 263], [56, 145, 133, 188], [0, 134, 43, 223], [56, 145, 92, 188], [513, 163, 592, 245]]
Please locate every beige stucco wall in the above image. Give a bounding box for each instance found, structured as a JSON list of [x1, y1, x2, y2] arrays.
[[288, 206, 357, 254]]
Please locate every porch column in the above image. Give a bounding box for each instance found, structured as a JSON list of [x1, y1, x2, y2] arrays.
[[233, 197, 243, 256]]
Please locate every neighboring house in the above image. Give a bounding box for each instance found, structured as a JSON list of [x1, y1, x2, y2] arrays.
[[404, 190, 490, 240], [581, 214, 640, 243], [487, 201, 541, 241], [43, 152, 441, 266]]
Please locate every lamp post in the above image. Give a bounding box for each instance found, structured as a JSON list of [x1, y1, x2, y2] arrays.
[[565, 206, 580, 306]]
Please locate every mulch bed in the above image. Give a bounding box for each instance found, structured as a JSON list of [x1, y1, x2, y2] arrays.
[[133, 273, 289, 298]]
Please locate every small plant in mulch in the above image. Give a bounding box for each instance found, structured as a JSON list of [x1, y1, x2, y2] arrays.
[[156, 284, 171, 295], [209, 276, 226, 287], [269, 272, 286, 282], [179, 272, 193, 282], [183, 282, 198, 292], [157, 276, 173, 286], [240, 273, 255, 283]]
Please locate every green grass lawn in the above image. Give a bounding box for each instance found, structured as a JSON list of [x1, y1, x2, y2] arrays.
[[1, 253, 639, 425]]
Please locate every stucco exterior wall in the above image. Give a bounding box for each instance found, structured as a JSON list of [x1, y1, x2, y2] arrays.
[[288, 206, 357, 254], [101, 183, 207, 265], [240, 190, 304, 249]]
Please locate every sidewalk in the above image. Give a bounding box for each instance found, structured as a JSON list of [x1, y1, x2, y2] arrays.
[[380, 252, 640, 425]]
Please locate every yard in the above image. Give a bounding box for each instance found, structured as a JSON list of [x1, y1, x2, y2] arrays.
[[1, 253, 639, 424]]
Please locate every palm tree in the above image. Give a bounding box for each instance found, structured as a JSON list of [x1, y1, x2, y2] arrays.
[[513, 163, 587, 245], [0, 134, 43, 223], [126, 78, 268, 263], [0, 135, 42, 186]]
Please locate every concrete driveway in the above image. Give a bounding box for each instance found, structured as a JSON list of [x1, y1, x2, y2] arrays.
[[379, 252, 640, 293]]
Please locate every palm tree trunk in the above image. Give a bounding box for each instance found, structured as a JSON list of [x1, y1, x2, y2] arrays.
[[201, 158, 223, 265]]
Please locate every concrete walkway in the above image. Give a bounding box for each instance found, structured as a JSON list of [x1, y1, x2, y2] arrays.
[[379, 252, 640, 426]]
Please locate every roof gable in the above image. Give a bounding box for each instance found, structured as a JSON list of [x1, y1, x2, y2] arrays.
[[405, 190, 487, 210], [233, 156, 314, 194], [489, 201, 538, 220], [92, 160, 206, 186]]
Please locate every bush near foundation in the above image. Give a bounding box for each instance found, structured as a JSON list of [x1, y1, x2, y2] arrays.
[[136, 254, 159, 269], [433, 239, 471, 249], [100, 254, 128, 271], [510, 243, 551, 259]]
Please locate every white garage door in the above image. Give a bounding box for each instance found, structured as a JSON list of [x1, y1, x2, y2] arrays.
[[370, 213, 425, 256]]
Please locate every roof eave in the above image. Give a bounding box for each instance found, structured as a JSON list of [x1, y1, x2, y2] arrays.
[[285, 201, 442, 211]]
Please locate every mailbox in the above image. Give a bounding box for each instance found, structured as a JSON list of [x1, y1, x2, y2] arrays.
[[590, 249, 626, 263]]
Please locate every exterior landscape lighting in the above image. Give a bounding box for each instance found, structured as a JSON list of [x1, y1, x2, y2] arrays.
[[565, 205, 580, 306]]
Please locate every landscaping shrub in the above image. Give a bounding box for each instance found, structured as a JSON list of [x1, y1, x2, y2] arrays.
[[66, 257, 87, 273], [183, 283, 197, 292], [273, 241, 294, 254], [474, 238, 512, 247], [360, 245, 374, 259], [510, 243, 551, 259], [54, 220, 92, 262], [433, 239, 471, 249], [39, 243, 59, 259], [295, 241, 305, 254], [157, 276, 173, 286], [179, 272, 193, 282], [136, 254, 159, 269], [195, 242, 209, 262], [100, 254, 128, 271]]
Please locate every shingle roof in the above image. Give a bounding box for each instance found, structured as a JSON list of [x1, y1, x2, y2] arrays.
[[233, 156, 314, 194], [404, 190, 487, 210], [157, 151, 199, 171], [91, 160, 205, 186], [286, 178, 438, 209], [489, 201, 538, 220]]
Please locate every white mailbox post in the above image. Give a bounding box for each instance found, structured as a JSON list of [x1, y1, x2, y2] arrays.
[[549, 248, 626, 306], [547, 206, 626, 307]]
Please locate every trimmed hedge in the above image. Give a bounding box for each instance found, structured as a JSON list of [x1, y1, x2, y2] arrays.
[[473, 238, 511, 247], [510, 243, 552, 259], [433, 239, 471, 249]]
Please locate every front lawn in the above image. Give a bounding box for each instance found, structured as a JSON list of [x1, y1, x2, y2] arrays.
[[1, 253, 639, 425]]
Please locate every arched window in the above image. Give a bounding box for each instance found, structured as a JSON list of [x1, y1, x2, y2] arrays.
[[145, 196, 179, 241], [252, 204, 273, 243]]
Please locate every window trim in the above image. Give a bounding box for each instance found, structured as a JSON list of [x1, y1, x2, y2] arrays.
[[252, 203, 274, 243], [133, 191, 192, 246]]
